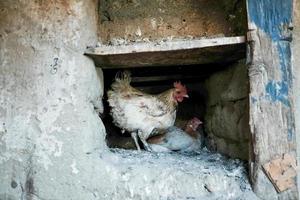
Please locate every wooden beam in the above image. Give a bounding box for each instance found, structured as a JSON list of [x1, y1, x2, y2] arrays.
[[131, 75, 205, 83], [86, 36, 246, 55], [85, 36, 246, 68]]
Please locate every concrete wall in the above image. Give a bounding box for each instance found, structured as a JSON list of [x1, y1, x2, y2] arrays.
[[99, 0, 246, 44], [0, 1, 107, 199], [204, 61, 249, 160]]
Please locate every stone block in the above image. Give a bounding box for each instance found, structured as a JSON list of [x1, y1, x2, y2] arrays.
[[205, 60, 249, 159]]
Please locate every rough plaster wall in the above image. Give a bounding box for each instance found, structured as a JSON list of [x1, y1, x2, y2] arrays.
[[0, 1, 107, 199], [99, 0, 246, 45], [205, 61, 249, 160], [293, 0, 300, 196]]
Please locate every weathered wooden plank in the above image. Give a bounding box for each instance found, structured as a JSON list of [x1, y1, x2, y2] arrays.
[[292, 0, 300, 197], [87, 36, 245, 55], [85, 36, 246, 68], [246, 0, 297, 199], [131, 75, 205, 83]]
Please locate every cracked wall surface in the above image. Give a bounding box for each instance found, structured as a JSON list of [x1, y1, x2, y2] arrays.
[[0, 1, 107, 199], [98, 0, 247, 45]]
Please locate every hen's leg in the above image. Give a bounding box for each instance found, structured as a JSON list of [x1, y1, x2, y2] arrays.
[[138, 130, 152, 151], [131, 132, 141, 151]]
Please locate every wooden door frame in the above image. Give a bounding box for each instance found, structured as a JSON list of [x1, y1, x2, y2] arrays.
[[246, 0, 298, 199]]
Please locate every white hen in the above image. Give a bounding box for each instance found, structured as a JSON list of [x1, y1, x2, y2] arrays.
[[107, 71, 188, 151]]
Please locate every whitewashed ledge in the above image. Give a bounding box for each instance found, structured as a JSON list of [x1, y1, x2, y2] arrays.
[[97, 148, 258, 200], [85, 36, 246, 68]]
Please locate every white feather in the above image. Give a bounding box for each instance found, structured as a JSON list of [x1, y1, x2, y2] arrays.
[[108, 92, 176, 140], [149, 126, 202, 152]]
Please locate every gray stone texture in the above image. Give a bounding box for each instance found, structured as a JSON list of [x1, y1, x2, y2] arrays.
[[205, 60, 250, 160]]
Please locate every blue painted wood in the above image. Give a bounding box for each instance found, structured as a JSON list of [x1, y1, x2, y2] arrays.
[[249, 0, 293, 107], [248, 0, 295, 142], [247, 0, 297, 198], [248, 0, 292, 41]]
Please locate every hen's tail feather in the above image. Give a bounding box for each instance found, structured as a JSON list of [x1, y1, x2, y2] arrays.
[[116, 70, 131, 83], [111, 70, 132, 92]]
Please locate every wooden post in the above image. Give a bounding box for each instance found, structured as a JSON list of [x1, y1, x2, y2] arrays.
[[293, 0, 300, 198], [246, 0, 298, 199]]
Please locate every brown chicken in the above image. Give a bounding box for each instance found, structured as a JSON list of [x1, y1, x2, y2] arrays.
[[107, 71, 188, 151], [147, 117, 203, 152]]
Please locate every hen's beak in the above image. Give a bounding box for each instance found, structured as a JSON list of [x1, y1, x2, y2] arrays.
[[183, 95, 189, 98]]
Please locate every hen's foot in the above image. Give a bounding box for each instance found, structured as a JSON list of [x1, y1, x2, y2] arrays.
[[131, 132, 141, 151], [137, 130, 152, 152]]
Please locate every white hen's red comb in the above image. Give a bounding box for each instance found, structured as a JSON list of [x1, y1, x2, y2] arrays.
[[173, 81, 187, 94]]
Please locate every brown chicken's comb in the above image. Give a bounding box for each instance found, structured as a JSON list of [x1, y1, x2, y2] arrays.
[[173, 81, 187, 93], [191, 117, 202, 124]]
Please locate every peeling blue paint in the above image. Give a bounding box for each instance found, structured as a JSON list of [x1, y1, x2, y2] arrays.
[[248, 0, 293, 106], [250, 97, 257, 104], [265, 81, 290, 106], [288, 129, 293, 141], [264, 42, 291, 106], [247, 0, 294, 140], [277, 42, 292, 85], [287, 109, 295, 141], [247, 0, 292, 42], [265, 41, 293, 107]]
